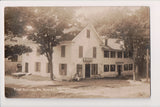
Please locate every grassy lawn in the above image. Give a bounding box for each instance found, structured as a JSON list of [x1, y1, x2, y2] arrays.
[[5, 75, 150, 98]]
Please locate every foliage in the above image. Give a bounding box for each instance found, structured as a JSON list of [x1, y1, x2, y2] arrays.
[[5, 7, 32, 36], [5, 7, 33, 58], [93, 7, 150, 77], [5, 45, 32, 59], [28, 7, 77, 80]]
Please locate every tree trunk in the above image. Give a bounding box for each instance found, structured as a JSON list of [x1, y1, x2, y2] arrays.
[[133, 64, 139, 81], [133, 64, 136, 81], [48, 57, 54, 80], [135, 65, 139, 80]]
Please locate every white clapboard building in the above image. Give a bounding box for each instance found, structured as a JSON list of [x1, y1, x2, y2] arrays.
[[22, 24, 134, 80]]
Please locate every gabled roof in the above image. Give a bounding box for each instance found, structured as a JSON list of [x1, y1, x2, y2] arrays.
[[72, 23, 103, 44], [60, 23, 103, 44]]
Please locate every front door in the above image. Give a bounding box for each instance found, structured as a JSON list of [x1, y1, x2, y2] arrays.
[[25, 63, 28, 73], [85, 64, 90, 78], [117, 65, 122, 76]]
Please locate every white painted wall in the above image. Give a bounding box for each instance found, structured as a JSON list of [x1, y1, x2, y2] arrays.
[[70, 24, 104, 79], [101, 52, 134, 77], [22, 44, 50, 77], [22, 24, 134, 80], [52, 42, 73, 80]]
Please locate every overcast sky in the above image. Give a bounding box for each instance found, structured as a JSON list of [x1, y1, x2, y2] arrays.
[[76, 6, 140, 17]]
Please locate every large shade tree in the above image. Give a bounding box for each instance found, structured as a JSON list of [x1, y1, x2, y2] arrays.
[[5, 7, 32, 59], [28, 7, 78, 80], [93, 7, 150, 79]]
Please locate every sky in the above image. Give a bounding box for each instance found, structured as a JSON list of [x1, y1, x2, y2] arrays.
[[76, 6, 140, 17]]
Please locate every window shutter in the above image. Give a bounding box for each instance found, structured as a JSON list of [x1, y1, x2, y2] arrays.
[[93, 47, 96, 58], [79, 46, 83, 58], [61, 45, 65, 57], [65, 64, 67, 75], [59, 64, 61, 75]]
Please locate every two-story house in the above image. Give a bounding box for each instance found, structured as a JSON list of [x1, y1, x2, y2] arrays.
[[22, 24, 134, 80]]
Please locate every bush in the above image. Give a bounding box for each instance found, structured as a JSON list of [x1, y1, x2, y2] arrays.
[[5, 87, 18, 98]]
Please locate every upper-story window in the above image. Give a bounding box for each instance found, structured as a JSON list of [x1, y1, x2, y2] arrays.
[[104, 51, 109, 58], [105, 39, 108, 46], [79, 46, 83, 58], [117, 51, 122, 58], [110, 51, 115, 58], [93, 47, 96, 58], [61, 45, 65, 57], [124, 51, 129, 58], [87, 29, 90, 38], [36, 48, 40, 56]]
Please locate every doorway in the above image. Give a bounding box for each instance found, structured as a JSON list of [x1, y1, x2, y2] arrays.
[[85, 64, 90, 78], [77, 64, 83, 77], [117, 65, 122, 76], [25, 62, 28, 73]]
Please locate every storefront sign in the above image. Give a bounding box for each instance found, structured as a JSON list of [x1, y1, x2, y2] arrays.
[[116, 62, 124, 64], [83, 58, 93, 62]]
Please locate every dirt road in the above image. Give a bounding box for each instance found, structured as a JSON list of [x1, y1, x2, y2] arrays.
[[5, 76, 150, 98]]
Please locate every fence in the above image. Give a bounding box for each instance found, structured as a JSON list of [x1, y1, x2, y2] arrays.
[[5, 61, 22, 75]]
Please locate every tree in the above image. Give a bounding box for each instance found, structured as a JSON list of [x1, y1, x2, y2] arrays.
[[5, 7, 32, 36], [28, 7, 77, 80], [5, 7, 33, 59], [93, 7, 150, 80], [5, 45, 32, 59]]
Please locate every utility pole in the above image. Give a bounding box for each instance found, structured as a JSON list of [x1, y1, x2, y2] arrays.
[[133, 47, 137, 81]]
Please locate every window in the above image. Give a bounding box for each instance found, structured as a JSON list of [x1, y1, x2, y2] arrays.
[[59, 64, 67, 75], [79, 46, 83, 58], [104, 65, 109, 72], [61, 45, 65, 57], [124, 64, 129, 71], [35, 62, 41, 72], [77, 64, 83, 77], [46, 63, 50, 73], [36, 48, 40, 56], [93, 47, 96, 58], [117, 51, 122, 58], [104, 51, 109, 58], [91, 64, 98, 75], [87, 29, 90, 38], [110, 51, 115, 58], [110, 65, 115, 72], [129, 64, 133, 70], [25, 62, 28, 73], [129, 51, 133, 58], [124, 51, 129, 58]]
